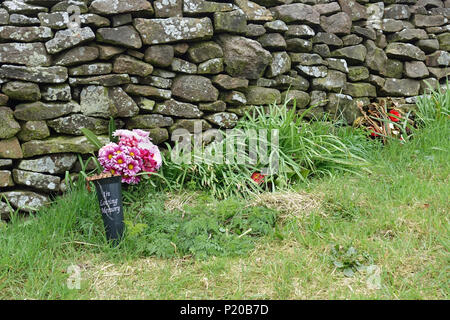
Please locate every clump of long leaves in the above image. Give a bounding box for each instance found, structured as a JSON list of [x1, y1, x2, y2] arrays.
[[151, 100, 370, 199], [416, 79, 450, 127]]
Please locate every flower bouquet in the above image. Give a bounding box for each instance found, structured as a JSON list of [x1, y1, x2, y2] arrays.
[[84, 128, 162, 245]]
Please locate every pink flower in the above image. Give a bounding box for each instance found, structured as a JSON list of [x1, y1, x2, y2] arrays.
[[122, 175, 140, 185], [124, 158, 141, 176]]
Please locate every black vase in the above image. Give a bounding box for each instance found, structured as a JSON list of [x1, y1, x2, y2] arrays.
[[93, 176, 124, 246]]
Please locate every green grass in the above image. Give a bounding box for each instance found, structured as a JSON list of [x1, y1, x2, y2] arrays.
[[0, 117, 448, 299]]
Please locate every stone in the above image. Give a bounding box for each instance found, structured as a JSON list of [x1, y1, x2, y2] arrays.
[[135, 97, 155, 112], [344, 83, 377, 98], [414, 14, 448, 27], [17, 121, 50, 142], [0, 159, 12, 168], [0, 170, 14, 188], [22, 135, 109, 158], [147, 128, 169, 144], [2, 1, 48, 14], [428, 67, 450, 80], [80, 85, 138, 118], [69, 63, 112, 77], [351, 26, 377, 41], [0, 43, 51, 67], [45, 27, 95, 54], [113, 55, 154, 77], [384, 5, 411, 20], [218, 34, 272, 80], [134, 17, 213, 44], [96, 45, 126, 60], [296, 65, 328, 78], [41, 84, 72, 102], [404, 61, 430, 78], [0, 94, 8, 106], [53, 46, 100, 67], [290, 53, 323, 65], [386, 43, 426, 61], [50, 1, 89, 13], [342, 34, 363, 46], [172, 75, 219, 103], [382, 78, 421, 97], [246, 24, 266, 37], [89, 0, 154, 15], [312, 70, 347, 93], [123, 84, 172, 100], [97, 26, 142, 49], [0, 137, 23, 159], [0, 9, 8, 25], [187, 42, 223, 63], [426, 51, 450, 66], [313, 32, 343, 47], [170, 119, 212, 133], [235, 0, 273, 22], [313, 45, 331, 58], [310, 91, 328, 108], [0, 107, 20, 139], [112, 14, 132, 27], [348, 67, 370, 82], [80, 14, 111, 28], [183, 0, 233, 15], [198, 58, 224, 75], [437, 33, 450, 51], [326, 93, 358, 125], [126, 114, 173, 129], [313, 3, 341, 16], [47, 114, 111, 135], [320, 13, 352, 35], [0, 65, 67, 84], [0, 26, 52, 42], [14, 101, 79, 121], [214, 10, 247, 34], [273, 75, 309, 91], [12, 170, 60, 192], [388, 29, 428, 42], [212, 74, 249, 90], [154, 99, 203, 118], [281, 90, 310, 108], [258, 33, 286, 50], [17, 154, 77, 175], [416, 39, 440, 54], [205, 112, 239, 129], [338, 0, 368, 21], [69, 74, 131, 87], [154, 0, 182, 18], [285, 25, 315, 38], [38, 12, 69, 29], [220, 91, 247, 106], [326, 58, 349, 73], [199, 101, 227, 112], [145, 45, 174, 67], [266, 52, 291, 78], [264, 20, 288, 32], [2, 81, 41, 101], [171, 58, 197, 74], [138, 76, 172, 89], [286, 38, 312, 53], [0, 191, 49, 213], [271, 4, 320, 25], [331, 45, 367, 64], [244, 86, 281, 105]]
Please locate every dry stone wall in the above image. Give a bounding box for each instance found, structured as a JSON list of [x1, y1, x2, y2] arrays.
[[0, 0, 449, 218]]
